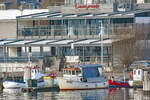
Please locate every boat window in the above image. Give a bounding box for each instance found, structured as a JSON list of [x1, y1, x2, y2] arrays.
[[76, 70, 81, 75], [133, 70, 136, 75], [65, 70, 67, 74], [69, 70, 71, 75], [66, 70, 69, 74], [63, 70, 65, 74], [138, 70, 140, 75], [35, 70, 37, 73], [72, 71, 75, 75]]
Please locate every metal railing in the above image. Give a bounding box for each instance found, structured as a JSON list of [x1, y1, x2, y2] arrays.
[[0, 56, 43, 62]]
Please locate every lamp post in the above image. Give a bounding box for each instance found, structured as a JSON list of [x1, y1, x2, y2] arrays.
[[99, 21, 105, 65]]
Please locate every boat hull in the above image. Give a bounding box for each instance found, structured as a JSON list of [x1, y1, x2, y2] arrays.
[[3, 80, 44, 89], [108, 80, 130, 88], [57, 78, 108, 90]]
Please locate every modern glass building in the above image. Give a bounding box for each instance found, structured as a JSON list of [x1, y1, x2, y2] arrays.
[[1, 8, 150, 67]]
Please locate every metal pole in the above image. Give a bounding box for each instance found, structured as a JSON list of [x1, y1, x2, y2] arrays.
[[83, 46, 85, 63], [99, 21, 104, 65], [101, 28, 103, 65]]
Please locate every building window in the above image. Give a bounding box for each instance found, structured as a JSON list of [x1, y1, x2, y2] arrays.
[[29, 47, 31, 53]]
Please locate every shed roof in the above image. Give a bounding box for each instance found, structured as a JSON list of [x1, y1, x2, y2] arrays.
[[1, 38, 114, 47]]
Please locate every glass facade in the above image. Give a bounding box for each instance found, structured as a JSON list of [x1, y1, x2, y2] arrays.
[[18, 19, 113, 38], [17, 18, 134, 38], [65, 0, 116, 5], [56, 46, 112, 63]]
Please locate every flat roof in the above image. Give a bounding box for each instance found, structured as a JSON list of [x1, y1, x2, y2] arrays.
[[28, 40, 56, 46], [17, 11, 135, 20], [5, 40, 34, 46], [48, 40, 74, 46], [0, 40, 13, 46], [74, 39, 98, 45]]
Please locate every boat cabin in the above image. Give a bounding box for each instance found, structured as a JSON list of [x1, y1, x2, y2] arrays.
[[62, 64, 104, 82], [31, 66, 42, 79], [133, 68, 144, 81]]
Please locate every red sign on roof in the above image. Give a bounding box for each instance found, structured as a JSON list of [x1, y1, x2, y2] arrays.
[[75, 4, 99, 9]]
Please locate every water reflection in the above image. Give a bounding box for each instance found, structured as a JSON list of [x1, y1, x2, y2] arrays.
[[58, 89, 108, 100], [132, 89, 150, 100], [3, 88, 21, 94], [24, 92, 38, 100], [108, 88, 129, 100], [0, 88, 149, 100], [3, 89, 22, 100]]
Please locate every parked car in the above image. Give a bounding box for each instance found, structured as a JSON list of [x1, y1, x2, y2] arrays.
[[130, 60, 150, 69]]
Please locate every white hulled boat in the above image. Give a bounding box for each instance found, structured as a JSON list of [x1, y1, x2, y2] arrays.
[[57, 64, 108, 90], [3, 66, 45, 89]]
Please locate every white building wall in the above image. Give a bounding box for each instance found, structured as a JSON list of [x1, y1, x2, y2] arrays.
[[85, 0, 92, 4], [0, 20, 16, 38], [31, 47, 40, 52], [8, 47, 17, 57], [135, 17, 150, 23], [137, 0, 145, 4], [43, 46, 51, 52]]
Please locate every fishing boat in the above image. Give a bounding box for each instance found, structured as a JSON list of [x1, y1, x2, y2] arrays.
[[57, 64, 108, 90], [109, 67, 146, 88], [3, 66, 45, 89]]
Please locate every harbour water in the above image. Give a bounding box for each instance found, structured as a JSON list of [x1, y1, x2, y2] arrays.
[[1, 88, 149, 100]]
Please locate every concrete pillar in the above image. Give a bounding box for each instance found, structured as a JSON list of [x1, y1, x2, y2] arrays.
[[8, 47, 18, 57], [137, 0, 144, 3], [40, 46, 43, 56], [143, 71, 150, 91]]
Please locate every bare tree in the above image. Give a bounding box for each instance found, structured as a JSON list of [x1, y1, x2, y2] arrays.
[[112, 23, 147, 69]]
